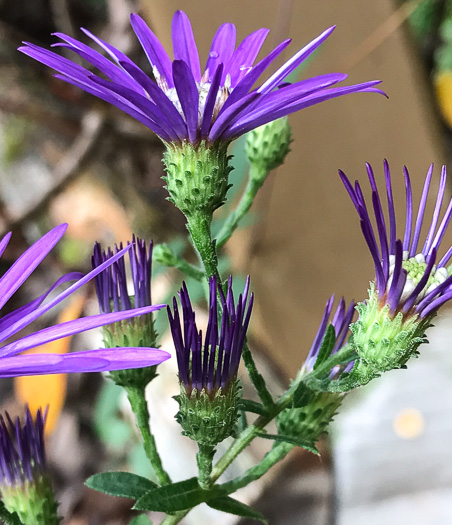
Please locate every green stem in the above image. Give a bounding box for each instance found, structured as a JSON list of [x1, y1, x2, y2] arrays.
[[154, 243, 204, 282], [197, 444, 215, 490], [186, 212, 220, 280], [0, 503, 22, 525], [125, 386, 171, 486], [160, 510, 190, 525], [216, 165, 267, 249], [221, 442, 294, 493]]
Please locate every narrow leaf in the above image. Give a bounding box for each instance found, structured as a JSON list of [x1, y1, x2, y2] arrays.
[[313, 324, 336, 370], [292, 381, 314, 408], [134, 477, 225, 512], [239, 399, 266, 415], [208, 496, 268, 523], [86, 472, 157, 499], [257, 433, 319, 455]]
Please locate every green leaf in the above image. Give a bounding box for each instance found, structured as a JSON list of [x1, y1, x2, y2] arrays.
[[208, 496, 268, 523], [129, 515, 153, 525], [292, 381, 314, 408], [239, 399, 266, 415], [134, 477, 226, 512], [257, 433, 319, 455], [86, 472, 157, 499], [313, 324, 336, 370]]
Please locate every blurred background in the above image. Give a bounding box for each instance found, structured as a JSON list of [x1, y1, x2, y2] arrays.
[[1, 0, 452, 523]]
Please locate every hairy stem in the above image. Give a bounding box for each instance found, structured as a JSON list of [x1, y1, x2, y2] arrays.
[[125, 386, 171, 486]]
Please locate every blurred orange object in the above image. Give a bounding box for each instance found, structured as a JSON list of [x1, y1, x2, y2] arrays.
[[14, 294, 86, 434], [435, 70, 452, 128]]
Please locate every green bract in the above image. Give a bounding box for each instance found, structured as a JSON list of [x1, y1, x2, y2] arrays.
[[163, 141, 233, 218]]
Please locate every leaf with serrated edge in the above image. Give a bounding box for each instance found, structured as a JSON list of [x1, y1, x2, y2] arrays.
[[208, 496, 268, 523], [134, 477, 226, 512], [86, 472, 156, 499]]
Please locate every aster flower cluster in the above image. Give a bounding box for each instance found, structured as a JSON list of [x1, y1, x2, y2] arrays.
[[340, 162, 452, 384]]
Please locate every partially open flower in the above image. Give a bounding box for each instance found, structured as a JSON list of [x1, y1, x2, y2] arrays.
[[167, 276, 253, 447], [0, 407, 59, 524], [340, 161, 452, 383], [92, 236, 161, 388]]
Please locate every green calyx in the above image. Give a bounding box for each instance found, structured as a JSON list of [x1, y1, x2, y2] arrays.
[[277, 391, 344, 444], [245, 117, 292, 175], [162, 141, 234, 217], [175, 381, 241, 448], [1, 476, 60, 525], [103, 313, 159, 389], [348, 283, 432, 386]]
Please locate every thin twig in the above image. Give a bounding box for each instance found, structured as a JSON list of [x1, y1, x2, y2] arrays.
[[340, 0, 423, 72]]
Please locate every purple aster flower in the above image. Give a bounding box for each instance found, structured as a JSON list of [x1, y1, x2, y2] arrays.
[[168, 275, 253, 395], [0, 406, 59, 523], [303, 295, 355, 376], [340, 161, 452, 319], [19, 11, 385, 146], [0, 224, 169, 377]]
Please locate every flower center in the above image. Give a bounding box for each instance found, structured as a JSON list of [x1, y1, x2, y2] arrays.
[[388, 251, 449, 301]]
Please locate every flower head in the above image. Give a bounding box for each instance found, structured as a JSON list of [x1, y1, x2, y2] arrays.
[[92, 237, 161, 388], [19, 11, 384, 146], [0, 224, 169, 377], [340, 161, 452, 381], [167, 276, 253, 446], [0, 407, 59, 524], [340, 161, 452, 319]]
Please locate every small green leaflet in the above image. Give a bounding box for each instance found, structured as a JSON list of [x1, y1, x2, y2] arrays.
[[208, 496, 269, 524], [313, 324, 336, 371], [134, 477, 226, 512], [292, 381, 314, 408], [257, 433, 319, 455], [239, 399, 267, 415], [85, 472, 157, 499]]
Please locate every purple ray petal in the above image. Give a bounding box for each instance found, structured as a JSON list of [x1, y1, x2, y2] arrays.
[[0, 244, 133, 345], [172, 60, 199, 143], [227, 80, 384, 137], [200, 64, 223, 137], [0, 347, 170, 378], [52, 33, 141, 92], [258, 26, 335, 94], [423, 165, 447, 255], [119, 60, 187, 140], [205, 23, 236, 77], [419, 288, 452, 318], [130, 13, 173, 87], [172, 10, 201, 81], [89, 75, 181, 140], [0, 224, 67, 312], [403, 166, 413, 251], [221, 39, 292, 111], [384, 159, 397, 253], [53, 74, 174, 141], [0, 272, 82, 334], [410, 164, 433, 257], [0, 304, 165, 358], [387, 240, 405, 312], [416, 273, 452, 313], [225, 28, 270, 86], [0, 232, 12, 260]]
